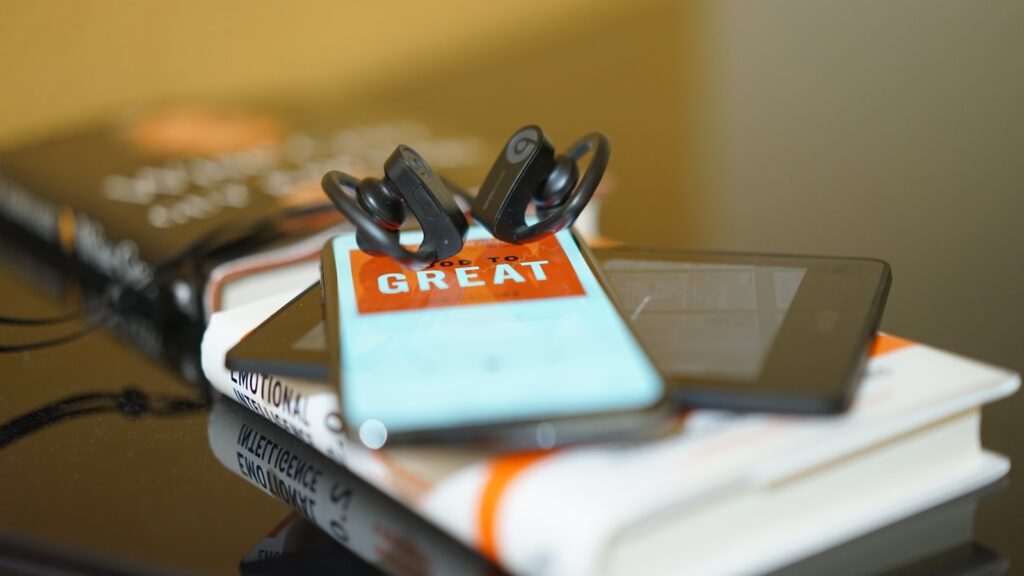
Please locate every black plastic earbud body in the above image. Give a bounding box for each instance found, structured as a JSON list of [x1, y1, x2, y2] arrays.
[[471, 125, 610, 244], [322, 145, 468, 267]]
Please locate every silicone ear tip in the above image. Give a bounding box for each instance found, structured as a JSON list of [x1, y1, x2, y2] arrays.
[[357, 178, 405, 230], [537, 155, 579, 208]]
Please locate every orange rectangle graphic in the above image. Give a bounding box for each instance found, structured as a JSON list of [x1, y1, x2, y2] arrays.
[[350, 236, 587, 314]]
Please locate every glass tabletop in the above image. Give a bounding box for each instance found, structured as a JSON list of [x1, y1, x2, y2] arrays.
[[2, 2, 1021, 574]]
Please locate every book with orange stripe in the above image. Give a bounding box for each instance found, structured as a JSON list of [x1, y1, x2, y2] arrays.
[[203, 293, 1018, 576]]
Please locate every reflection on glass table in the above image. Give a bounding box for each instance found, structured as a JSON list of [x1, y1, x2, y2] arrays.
[[208, 399, 501, 576]]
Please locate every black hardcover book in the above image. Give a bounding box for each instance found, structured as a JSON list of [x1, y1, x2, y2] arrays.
[[0, 104, 491, 320]]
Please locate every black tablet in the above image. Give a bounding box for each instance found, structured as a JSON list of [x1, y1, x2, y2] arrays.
[[592, 248, 891, 414], [225, 283, 329, 382]]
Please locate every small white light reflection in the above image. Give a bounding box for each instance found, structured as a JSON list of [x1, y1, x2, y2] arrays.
[[536, 422, 556, 450], [359, 419, 388, 449]]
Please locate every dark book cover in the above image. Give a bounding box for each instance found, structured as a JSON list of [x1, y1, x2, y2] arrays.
[[0, 103, 492, 319]]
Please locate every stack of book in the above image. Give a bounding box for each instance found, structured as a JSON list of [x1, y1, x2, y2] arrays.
[[212, 397, 1008, 575], [201, 286, 1018, 576]]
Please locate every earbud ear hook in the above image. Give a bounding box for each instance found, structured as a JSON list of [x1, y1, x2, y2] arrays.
[[321, 171, 433, 266], [321, 145, 468, 268], [470, 126, 611, 245], [520, 132, 609, 242]]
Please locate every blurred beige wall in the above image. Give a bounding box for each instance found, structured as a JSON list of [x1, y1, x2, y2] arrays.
[[700, 0, 1024, 365], [699, 8, 1023, 558], [3, 0, 1020, 363], [0, 0, 623, 147]]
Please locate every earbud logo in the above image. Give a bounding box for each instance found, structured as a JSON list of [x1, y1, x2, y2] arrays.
[[505, 127, 539, 164], [402, 145, 431, 177]]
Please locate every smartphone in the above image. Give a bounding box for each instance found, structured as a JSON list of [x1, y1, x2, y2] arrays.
[[319, 226, 668, 449], [592, 248, 892, 414]]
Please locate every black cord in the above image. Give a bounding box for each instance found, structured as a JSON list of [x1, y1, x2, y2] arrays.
[[153, 202, 337, 275], [0, 202, 340, 352], [0, 394, 113, 448], [0, 320, 104, 353], [0, 387, 208, 449], [0, 204, 332, 448], [0, 308, 93, 325]]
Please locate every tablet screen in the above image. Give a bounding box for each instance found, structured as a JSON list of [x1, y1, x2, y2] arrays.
[[602, 259, 806, 381]]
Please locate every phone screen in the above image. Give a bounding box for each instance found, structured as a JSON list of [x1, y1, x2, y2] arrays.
[[327, 227, 663, 443]]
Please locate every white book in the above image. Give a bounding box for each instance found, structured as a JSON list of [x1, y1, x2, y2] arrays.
[[201, 290, 1019, 576], [214, 396, 1006, 576]]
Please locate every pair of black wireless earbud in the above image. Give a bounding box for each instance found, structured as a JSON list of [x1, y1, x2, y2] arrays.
[[321, 126, 610, 267]]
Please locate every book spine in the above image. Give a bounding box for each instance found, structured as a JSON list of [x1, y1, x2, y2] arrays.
[[0, 172, 60, 244], [209, 399, 493, 575], [0, 171, 157, 291]]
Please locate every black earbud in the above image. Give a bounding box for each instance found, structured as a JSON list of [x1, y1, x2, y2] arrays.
[[321, 145, 468, 267], [471, 125, 609, 244]]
